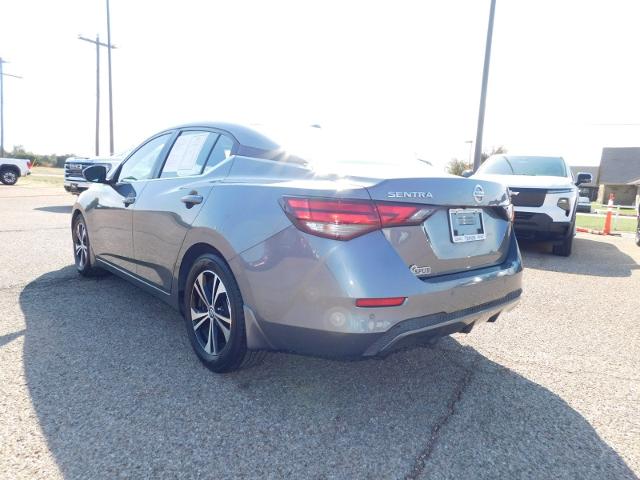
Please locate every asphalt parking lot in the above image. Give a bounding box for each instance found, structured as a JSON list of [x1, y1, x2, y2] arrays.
[[1, 185, 639, 480]]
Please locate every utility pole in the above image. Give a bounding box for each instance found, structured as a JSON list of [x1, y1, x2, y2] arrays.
[[465, 140, 473, 170], [473, 0, 497, 171], [0, 58, 23, 157], [78, 35, 115, 156], [106, 0, 115, 155]]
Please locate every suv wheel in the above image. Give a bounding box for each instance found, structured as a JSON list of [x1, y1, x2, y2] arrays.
[[183, 253, 260, 373], [552, 235, 573, 257], [0, 167, 19, 185], [72, 215, 104, 276], [636, 223, 640, 247]]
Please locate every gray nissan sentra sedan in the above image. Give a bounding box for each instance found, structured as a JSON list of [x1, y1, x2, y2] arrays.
[[72, 122, 523, 372]]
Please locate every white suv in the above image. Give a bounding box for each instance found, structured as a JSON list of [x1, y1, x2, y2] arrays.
[[471, 155, 591, 256]]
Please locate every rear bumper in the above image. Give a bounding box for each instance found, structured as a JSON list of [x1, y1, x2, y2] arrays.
[[514, 212, 572, 241], [234, 227, 523, 358], [258, 288, 521, 358]]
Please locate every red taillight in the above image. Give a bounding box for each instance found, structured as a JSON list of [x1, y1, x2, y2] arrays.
[[376, 203, 432, 227], [356, 297, 406, 307], [27, 160, 32, 170], [281, 197, 380, 240], [281, 197, 434, 240]]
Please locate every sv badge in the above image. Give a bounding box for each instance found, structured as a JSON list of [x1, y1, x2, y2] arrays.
[[410, 265, 431, 276]]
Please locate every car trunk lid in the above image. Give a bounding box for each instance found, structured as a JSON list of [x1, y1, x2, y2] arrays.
[[365, 176, 512, 278]]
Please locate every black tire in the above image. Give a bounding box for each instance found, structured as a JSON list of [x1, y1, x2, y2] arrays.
[[635, 224, 640, 247], [72, 214, 104, 276], [0, 167, 19, 185], [183, 253, 259, 373], [552, 235, 573, 257]]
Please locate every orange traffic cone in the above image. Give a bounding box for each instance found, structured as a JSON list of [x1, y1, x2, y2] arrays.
[[603, 194, 614, 235]]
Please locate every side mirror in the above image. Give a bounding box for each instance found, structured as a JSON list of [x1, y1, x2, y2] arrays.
[[575, 172, 592, 186], [461, 169, 473, 178], [83, 164, 108, 183]]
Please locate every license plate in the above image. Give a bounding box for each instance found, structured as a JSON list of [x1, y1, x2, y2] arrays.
[[448, 208, 486, 243]]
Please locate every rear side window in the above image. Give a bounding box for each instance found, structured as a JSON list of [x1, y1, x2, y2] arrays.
[[203, 135, 234, 175], [161, 131, 219, 178]]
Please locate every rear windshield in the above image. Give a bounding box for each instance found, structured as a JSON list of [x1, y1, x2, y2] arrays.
[[254, 126, 433, 168], [479, 156, 567, 177]]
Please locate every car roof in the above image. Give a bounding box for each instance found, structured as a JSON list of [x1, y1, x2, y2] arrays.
[[168, 122, 280, 151], [497, 154, 565, 160]]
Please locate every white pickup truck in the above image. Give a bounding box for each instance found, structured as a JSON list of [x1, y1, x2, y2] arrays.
[[0, 157, 32, 185]]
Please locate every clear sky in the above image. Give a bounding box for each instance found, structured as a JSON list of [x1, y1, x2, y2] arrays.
[[1, 0, 639, 168]]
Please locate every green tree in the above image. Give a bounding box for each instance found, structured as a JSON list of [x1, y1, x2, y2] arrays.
[[446, 158, 469, 176], [6, 145, 76, 168]]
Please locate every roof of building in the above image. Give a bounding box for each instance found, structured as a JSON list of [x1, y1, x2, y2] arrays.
[[599, 147, 640, 185]]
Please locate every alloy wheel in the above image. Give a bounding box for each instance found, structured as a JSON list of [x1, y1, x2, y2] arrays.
[[2, 171, 17, 184], [190, 270, 232, 355], [74, 222, 88, 269]]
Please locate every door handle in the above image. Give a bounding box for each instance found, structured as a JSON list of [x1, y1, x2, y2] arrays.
[[181, 193, 203, 208], [123, 195, 136, 206]]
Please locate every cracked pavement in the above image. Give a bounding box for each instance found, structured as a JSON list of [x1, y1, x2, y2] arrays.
[[0, 185, 639, 479]]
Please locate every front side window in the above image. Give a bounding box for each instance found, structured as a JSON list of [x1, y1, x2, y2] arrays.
[[118, 134, 171, 182], [203, 135, 235, 175], [160, 131, 219, 178]]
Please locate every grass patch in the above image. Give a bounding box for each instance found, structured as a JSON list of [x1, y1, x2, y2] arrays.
[[31, 166, 64, 176], [19, 175, 64, 187], [576, 213, 637, 232], [16, 167, 64, 187], [591, 203, 637, 217]]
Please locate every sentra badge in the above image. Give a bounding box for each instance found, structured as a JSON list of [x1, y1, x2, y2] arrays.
[[388, 192, 433, 199]]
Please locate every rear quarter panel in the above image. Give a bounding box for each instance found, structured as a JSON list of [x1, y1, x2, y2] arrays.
[[171, 156, 370, 306]]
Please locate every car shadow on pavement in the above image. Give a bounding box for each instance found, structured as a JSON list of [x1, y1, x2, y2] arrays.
[[34, 205, 73, 214], [520, 236, 639, 277], [19, 268, 637, 479]]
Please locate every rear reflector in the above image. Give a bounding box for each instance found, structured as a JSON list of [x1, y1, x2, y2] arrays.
[[356, 297, 406, 308], [281, 196, 434, 240]]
